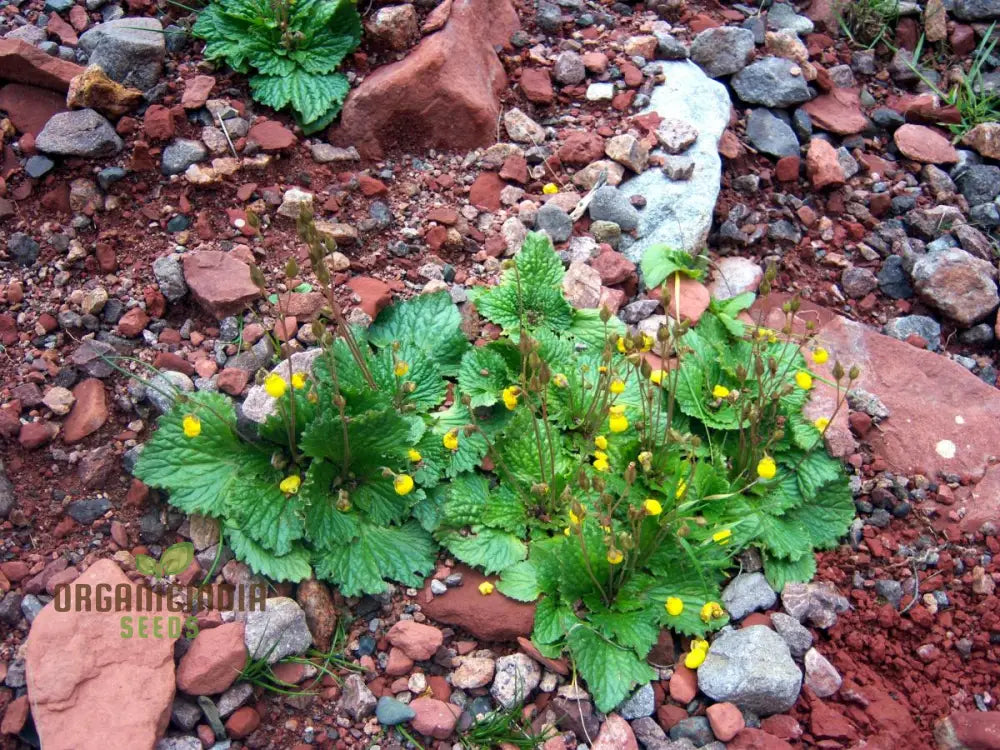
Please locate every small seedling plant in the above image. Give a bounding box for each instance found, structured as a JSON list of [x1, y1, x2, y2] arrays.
[[136, 231, 857, 714]]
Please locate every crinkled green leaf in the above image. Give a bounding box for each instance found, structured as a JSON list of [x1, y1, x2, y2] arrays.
[[589, 609, 659, 656], [227, 528, 312, 583], [567, 626, 656, 713], [640, 245, 708, 288], [353, 477, 417, 527], [369, 291, 469, 376], [498, 559, 540, 602], [568, 308, 625, 348], [250, 69, 349, 126], [459, 345, 513, 408], [783, 476, 854, 550], [439, 526, 527, 574], [300, 460, 360, 549], [534, 596, 576, 645], [225, 474, 304, 556], [763, 550, 816, 592], [314, 520, 435, 596], [300, 405, 411, 474]]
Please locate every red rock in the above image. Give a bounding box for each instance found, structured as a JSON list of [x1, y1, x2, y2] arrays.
[[410, 697, 460, 739], [0, 39, 84, 92], [181, 75, 215, 109], [806, 138, 846, 189], [69, 5, 89, 31], [346, 276, 392, 319], [126, 478, 149, 506], [657, 704, 688, 731], [1, 695, 29, 735], [520, 68, 554, 104], [951, 24, 976, 56], [247, 120, 296, 151], [559, 130, 606, 165], [499, 154, 529, 184], [469, 171, 504, 211], [385, 647, 415, 676], [359, 175, 388, 196], [599, 286, 626, 314], [19, 420, 56, 449], [61, 378, 107, 444], [707, 702, 745, 742], [176, 622, 246, 695], [729, 728, 794, 749], [653, 275, 710, 324], [810, 701, 856, 740], [336, 0, 519, 158], [0, 83, 67, 138], [142, 105, 174, 141], [217, 368, 250, 396], [592, 714, 637, 750], [143, 287, 167, 318], [117, 307, 149, 337], [0, 561, 30, 582], [420, 564, 535, 641], [225, 706, 260, 739], [582, 52, 608, 73], [893, 123, 958, 164], [802, 88, 868, 135], [387, 620, 443, 661], [47, 14, 79, 46], [761, 714, 803, 740], [669, 663, 698, 703], [591, 249, 636, 286], [621, 62, 643, 88], [718, 130, 745, 159], [182, 251, 262, 319], [968, 466, 1000, 534], [26, 559, 177, 750], [775, 155, 800, 182], [934, 711, 1000, 750]]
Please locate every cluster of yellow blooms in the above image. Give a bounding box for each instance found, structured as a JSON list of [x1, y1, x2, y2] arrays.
[[264, 372, 308, 399], [592, 435, 609, 472], [684, 638, 711, 669], [501, 386, 521, 410]]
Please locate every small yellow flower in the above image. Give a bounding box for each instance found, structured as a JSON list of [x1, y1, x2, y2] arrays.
[[795, 371, 813, 390], [594, 435, 608, 451], [675, 479, 688, 498], [593, 450, 608, 462], [598, 365, 608, 374], [812, 347, 829, 364], [649, 369, 665, 385], [640, 333, 653, 352], [712, 529, 732, 545], [616, 336, 627, 354], [593, 457, 610, 472], [408, 448, 422, 462], [563, 527, 571, 536], [182, 414, 201, 438], [609, 413, 628, 433], [610, 379, 625, 395], [264, 374, 287, 399], [644, 498, 663, 516], [501, 385, 521, 410], [684, 648, 707, 669], [542, 182, 559, 195], [757, 455, 777, 480], [814, 417, 830, 431], [700, 601, 724, 623], [569, 509, 582, 526], [637, 451, 652, 469], [607, 549, 624, 565], [712, 384, 730, 399], [553, 373, 568, 388], [691, 638, 709, 652], [291, 372, 308, 390], [394, 474, 414, 495], [665, 597, 684, 616], [443, 429, 459, 451], [478, 581, 495, 595], [279, 474, 301, 495], [394, 360, 410, 377]]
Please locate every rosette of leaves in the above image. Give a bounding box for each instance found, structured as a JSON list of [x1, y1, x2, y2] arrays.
[[135, 292, 469, 594], [192, 0, 362, 133]]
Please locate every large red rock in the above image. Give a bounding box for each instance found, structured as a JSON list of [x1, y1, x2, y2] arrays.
[[386, 620, 444, 661], [592, 714, 638, 750], [175, 622, 246, 695], [335, 0, 519, 158], [181, 251, 262, 319], [893, 123, 958, 164], [0, 83, 67, 137], [0, 39, 85, 92], [346, 276, 391, 318], [806, 138, 845, 189], [409, 697, 460, 739], [61, 378, 108, 444], [420, 564, 535, 641], [934, 711, 1000, 749], [558, 130, 606, 165], [26, 559, 178, 750], [802, 88, 869, 134]]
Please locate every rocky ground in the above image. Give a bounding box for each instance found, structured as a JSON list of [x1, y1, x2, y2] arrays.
[[1, 0, 999, 747]]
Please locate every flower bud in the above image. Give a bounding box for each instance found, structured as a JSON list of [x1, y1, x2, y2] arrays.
[[285, 257, 299, 279], [849, 365, 861, 380], [832, 361, 845, 380], [599, 306, 612, 323], [624, 462, 637, 485], [249, 264, 267, 291]]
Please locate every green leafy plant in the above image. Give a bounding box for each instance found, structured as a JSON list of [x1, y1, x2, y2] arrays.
[[135, 541, 195, 580], [836, 0, 899, 48], [458, 699, 556, 749], [193, 0, 361, 133]]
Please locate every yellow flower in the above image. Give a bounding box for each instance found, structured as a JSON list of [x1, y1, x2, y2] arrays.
[[700, 601, 724, 623], [593, 457, 610, 472], [502, 386, 521, 410], [610, 379, 625, 395], [684, 648, 707, 669], [712, 384, 730, 399], [812, 347, 829, 364], [563, 527, 571, 536], [593, 450, 608, 462], [814, 417, 830, 431], [594, 435, 608, 451], [675, 479, 688, 498], [553, 373, 568, 388], [609, 413, 628, 433], [665, 597, 684, 616], [182, 414, 201, 438], [542, 182, 559, 195], [795, 371, 813, 390], [569, 509, 582, 526], [644, 498, 663, 516], [478, 581, 495, 595], [291, 372, 307, 390], [264, 374, 287, 399], [712, 529, 732, 545], [443, 429, 459, 451], [691, 638, 709, 652], [616, 336, 627, 354], [279, 474, 301, 495], [394, 360, 410, 377], [408, 448, 422, 462], [638, 451, 652, 469], [393, 474, 414, 495], [607, 549, 624, 565], [649, 369, 665, 385], [640, 333, 653, 352], [756, 455, 777, 480]]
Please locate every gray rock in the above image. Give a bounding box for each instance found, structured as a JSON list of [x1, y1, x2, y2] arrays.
[[874, 579, 904, 609], [766, 2, 815, 33], [67, 497, 111, 524], [239, 597, 313, 664], [79, 17, 165, 91], [589, 185, 640, 231], [8, 233, 40, 267], [708, 257, 762, 300], [661, 156, 695, 180], [878, 255, 913, 299], [156, 737, 202, 750], [6, 25, 48, 45], [491, 653, 541, 708], [631, 716, 673, 749], [770, 612, 813, 658], [841, 267, 878, 299], [536, 203, 574, 243], [731, 57, 812, 108], [697, 625, 802, 715], [0, 593, 22, 626], [216, 682, 253, 717], [655, 32, 689, 60], [616, 682, 655, 720], [883, 314, 942, 350], [904, 205, 966, 240], [846, 388, 891, 421], [803, 647, 842, 697], [689, 26, 755, 78], [621, 299, 660, 323], [35, 109, 123, 158], [171, 696, 202, 731], [153, 255, 188, 301], [0, 467, 12, 521], [25, 155, 55, 179], [721, 572, 777, 620], [911, 248, 999, 326], [376, 695, 415, 726], [4, 658, 26, 688], [162, 139, 208, 176], [956, 164, 1000, 205], [781, 581, 850, 629], [553, 50, 586, 85], [342, 673, 378, 720], [619, 61, 730, 262], [953, 0, 1000, 20], [241, 349, 323, 423], [745, 108, 799, 158], [668, 717, 714, 746], [147, 370, 195, 413], [959, 322, 995, 345]]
